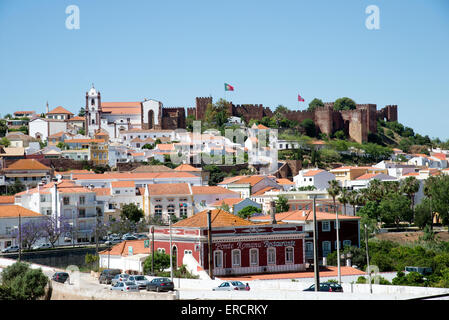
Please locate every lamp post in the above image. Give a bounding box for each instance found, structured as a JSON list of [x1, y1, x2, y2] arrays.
[[364, 224, 372, 294], [169, 215, 173, 283]]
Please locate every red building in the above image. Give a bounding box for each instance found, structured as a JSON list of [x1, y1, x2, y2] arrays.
[[251, 210, 361, 264], [151, 209, 307, 277]]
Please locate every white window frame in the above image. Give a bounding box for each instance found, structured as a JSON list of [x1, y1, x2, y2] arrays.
[[305, 241, 313, 253], [285, 247, 294, 264], [322, 241, 331, 257], [267, 247, 276, 265], [343, 240, 352, 248], [249, 248, 259, 266], [214, 250, 223, 268], [322, 221, 331, 232], [232, 249, 241, 267]]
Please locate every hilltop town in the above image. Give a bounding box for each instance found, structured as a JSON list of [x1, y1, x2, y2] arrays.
[[1, 85, 449, 299]]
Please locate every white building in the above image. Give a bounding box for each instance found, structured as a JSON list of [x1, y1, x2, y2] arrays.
[[293, 169, 336, 191], [14, 180, 103, 243]]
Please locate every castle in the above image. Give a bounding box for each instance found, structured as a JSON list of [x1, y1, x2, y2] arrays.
[[187, 97, 398, 143], [84, 85, 397, 143]]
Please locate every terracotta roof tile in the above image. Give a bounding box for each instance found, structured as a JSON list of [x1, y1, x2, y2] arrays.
[[211, 198, 244, 207], [111, 181, 135, 188], [175, 164, 201, 171], [191, 186, 238, 195], [4, 159, 51, 171], [0, 196, 15, 204], [173, 209, 255, 228], [0, 205, 43, 218], [47, 106, 74, 115], [147, 183, 191, 196]]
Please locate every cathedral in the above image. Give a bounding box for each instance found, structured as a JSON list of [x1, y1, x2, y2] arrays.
[[85, 85, 186, 139]]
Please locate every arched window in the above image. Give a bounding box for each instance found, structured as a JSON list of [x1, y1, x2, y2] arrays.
[[214, 250, 223, 268], [91, 98, 95, 106], [155, 205, 162, 217], [167, 204, 175, 215]]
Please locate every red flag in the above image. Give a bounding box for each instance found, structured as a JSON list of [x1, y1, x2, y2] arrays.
[[298, 94, 304, 102]]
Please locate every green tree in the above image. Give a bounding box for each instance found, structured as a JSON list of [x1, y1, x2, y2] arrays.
[[379, 194, 413, 226], [301, 118, 316, 137], [308, 98, 324, 112], [143, 251, 173, 274], [333, 97, 356, 111], [1, 262, 49, 300], [204, 164, 227, 186], [0, 137, 10, 147], [120, 203, 144, 223], [237, 206, 261, 220], [275, 195, 290, 213]]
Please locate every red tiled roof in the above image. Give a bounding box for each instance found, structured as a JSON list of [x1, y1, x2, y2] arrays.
[[47, 106, 73, 115], [147, 183, 191, 196], [211, 198, 243, 207], [276, 178, 295, 185], [355, 173, 380, 180], [0, 196, 15, 204], [4, 159, 51, 171], [111, 181, 135, 188], [173, 209, 254, 228], [0, 205, 43, 218], [72, 171, 197, 181], [191, 186, 238, 195], [303, 169, 325, 177], [251, 210, 361, 223], [175, 164, 201, 172]]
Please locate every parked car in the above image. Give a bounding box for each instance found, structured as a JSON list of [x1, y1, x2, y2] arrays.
[[136, 234, 149, 240], [128, 275, 151, 289], [146, 277, 174, 292], [99, 269, 122, 284], [212, 281, 247, 291], [303, 282, 343, 292], [105, 238, 122, 246], [1, 245, 19, 253], [111, 273, 130, 286], [32, 243, 52, 250], [52, 272, 70, 284], [110, 281, 139, 292], [122, 235, 138, 241]]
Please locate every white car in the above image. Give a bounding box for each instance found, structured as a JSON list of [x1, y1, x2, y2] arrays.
[[212, 281, 249, 291], [128, 275, 151, 289], [32, 243, 52, 250], [1, 245, 19, 253], [110, 281, 139, 292]]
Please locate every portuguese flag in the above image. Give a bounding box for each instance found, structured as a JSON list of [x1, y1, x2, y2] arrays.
[[224, 83, 234, 91]]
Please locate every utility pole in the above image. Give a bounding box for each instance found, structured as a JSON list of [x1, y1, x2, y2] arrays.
[[207, 210, 214, 280], [364, 224, 372, 294], [169, 216, 173, 283], [18, 211, 22, 262], [151, 225, 155, 275], [312, 196, 319, 291], [336, 203, 341, 285]]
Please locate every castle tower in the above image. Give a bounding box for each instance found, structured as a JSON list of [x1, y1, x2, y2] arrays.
[[85, 84, 101, 137]]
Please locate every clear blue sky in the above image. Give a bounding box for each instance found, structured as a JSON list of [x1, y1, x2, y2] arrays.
[[0, 0, 448, 139]]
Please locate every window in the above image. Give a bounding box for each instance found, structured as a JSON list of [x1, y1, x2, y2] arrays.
[[155, 205, 162, 216], [167, 204, 175, 215], [322, 241, 331, 257], [63, 197, 70, 205], [79, 196, 85, 205], [232, 249, 241, 266], [250, 248, 259, 266], [334, 241, 341, 250], [40, 195, 46, 202], [334, 220, 340, 230], [214, 251, 223, 268], [78, 209, 86, 218], [285, 247, 294, 264], [267, 247, 276, 265], [322, 221, 331, 232], [305, 242, 313, 253], [343, 240, 352, 248]]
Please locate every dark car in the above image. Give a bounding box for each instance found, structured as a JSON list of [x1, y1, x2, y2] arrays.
[[99, 269, 122, 284], [146, 277, 174, 292], [52, 272, 70, 284], [303, 282, 343, 292]]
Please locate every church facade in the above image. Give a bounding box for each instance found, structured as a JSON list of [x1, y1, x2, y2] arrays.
[[85, 86, 186, 139]]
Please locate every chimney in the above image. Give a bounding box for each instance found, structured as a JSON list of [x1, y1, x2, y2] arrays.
[[270, 200, 277, 224]]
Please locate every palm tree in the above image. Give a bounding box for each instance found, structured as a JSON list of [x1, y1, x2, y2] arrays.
[[339, 188, 349, 216], [423, 176, 437, 231], [401, 176, 420, 212], [327, 179, 342, 284], [348, 190, 359, 215]]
